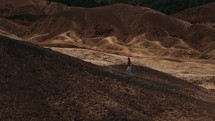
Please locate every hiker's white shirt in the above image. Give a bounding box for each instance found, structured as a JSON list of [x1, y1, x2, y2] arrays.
[[126, 65, 132, 76]]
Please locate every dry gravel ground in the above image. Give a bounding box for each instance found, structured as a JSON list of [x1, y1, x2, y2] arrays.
[[50, 47, 215, 90], [1, 36, 215, 121]]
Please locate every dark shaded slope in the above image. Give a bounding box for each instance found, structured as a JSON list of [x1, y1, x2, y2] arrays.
[[48, 0, 215, 14], [0, 36, 215, 120], [185, 24, 215, 52], [106, 64, 215, 103], [19, 5, 178, 41], [0, 0, 44, 18], [172, 2, 215, 27]]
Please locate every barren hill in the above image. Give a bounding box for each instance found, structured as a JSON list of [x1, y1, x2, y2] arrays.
[[1, 35, 215, 120], [49, 0, 215, 15], [1, 2, 215, 59], [1, 1, 215, 120], [172, 2, 215, 28], [0, 0, 44, 18]]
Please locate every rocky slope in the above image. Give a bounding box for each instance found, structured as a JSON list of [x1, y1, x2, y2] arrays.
[[1, 35, 215, 121]]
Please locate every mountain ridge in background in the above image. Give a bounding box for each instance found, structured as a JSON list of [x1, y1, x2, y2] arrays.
[[48, 0, 215, 14], [1, 2, 215, 59], [172, 2, 215, 28]]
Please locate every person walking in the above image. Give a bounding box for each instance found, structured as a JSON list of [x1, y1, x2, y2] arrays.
[[126, 57, 132, 79]]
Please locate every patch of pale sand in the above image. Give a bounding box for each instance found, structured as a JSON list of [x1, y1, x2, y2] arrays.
[[177, 74, 215, 82], [49, 47, 128, 66], [0, 29, 24, 41], [95, 36, 129, 53], [200, 82, 215, 90], [49, 31, 82, 44], [26, 33, 49, 41], [127, 34, 166, 53], [176, 74, 215, 89], [98, 36, 118, 45], [31, 31, 82, 44], [144, 60, 215, 89], [50, 47, 215, 89], [126, 34, 193, 57]]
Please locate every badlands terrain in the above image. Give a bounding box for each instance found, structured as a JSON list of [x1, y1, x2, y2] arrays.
[[172, 2, 215, 28], [0, 0, 215, 120], [1, 30, 215, 121]]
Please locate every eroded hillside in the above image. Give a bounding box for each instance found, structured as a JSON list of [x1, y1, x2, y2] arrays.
[[1, 35, 215, 120]]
